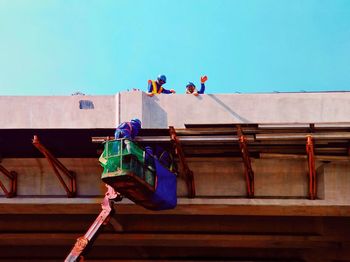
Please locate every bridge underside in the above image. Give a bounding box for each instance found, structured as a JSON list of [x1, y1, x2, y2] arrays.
[[0, 199, 350, 261], [0, 202, 350, 262], [1, 125, 350, 261]]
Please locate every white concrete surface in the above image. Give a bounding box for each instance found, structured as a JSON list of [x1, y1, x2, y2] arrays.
[[0, 95, 116, 128], [2, 91, 350, 128], [139, 91, 350, 127]]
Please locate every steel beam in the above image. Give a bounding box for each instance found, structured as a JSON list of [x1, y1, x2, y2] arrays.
[[32, 135, 77, 198], [0, 164, 17, 198], [237, 125, 254, 198], [256, 132, 350, 140], [306, 135, 317, 200], [169, 126, 195, 198], [92, 135, 255, 144]]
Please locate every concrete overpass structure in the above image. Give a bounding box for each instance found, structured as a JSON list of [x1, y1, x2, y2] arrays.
[[0, 91, 350, 261]]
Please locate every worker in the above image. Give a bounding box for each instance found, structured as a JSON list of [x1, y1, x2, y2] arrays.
[[154, 145, 174, 171], [145, 145, 174, 171], [114, 118, 141, 140], [186, 75, 208, 96], [114, 118, 141, 153], [147, 74, 176, 96]]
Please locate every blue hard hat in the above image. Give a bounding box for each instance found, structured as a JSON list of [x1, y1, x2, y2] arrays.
[[131, 118, 141, 128], [157, 74, 167, 83], [186, 82, 195, 88]]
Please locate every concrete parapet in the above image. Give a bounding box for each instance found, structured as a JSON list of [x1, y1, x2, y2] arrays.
[[138, 91, 350, 127], [0, 95, 116, 128], [2, 91, 350, 128]]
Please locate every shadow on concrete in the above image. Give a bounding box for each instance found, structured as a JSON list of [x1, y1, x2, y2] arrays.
[[207, 94, 251, 123], [142, 95, 168, 128]]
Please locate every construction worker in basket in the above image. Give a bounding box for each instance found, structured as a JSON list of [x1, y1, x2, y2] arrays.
[[145, 145, 174, 172], [147, 74, 176, 96], [114, 118, 141, 140], [186, 75, 208, 96]]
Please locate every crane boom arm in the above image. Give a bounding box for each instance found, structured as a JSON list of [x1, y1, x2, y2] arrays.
[[65, 185, 121, 262]]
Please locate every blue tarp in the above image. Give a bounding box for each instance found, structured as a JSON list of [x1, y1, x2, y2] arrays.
[[150, 159, 177, 210]]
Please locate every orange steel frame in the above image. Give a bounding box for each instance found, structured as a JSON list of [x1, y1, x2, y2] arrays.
[[1, 130, 318, 201], [306, 135, 317, 200], [169, 126, 195, 198], [32, 135, 77, 198], [236, 125, 255, 198], [0, 164, 17, 198]]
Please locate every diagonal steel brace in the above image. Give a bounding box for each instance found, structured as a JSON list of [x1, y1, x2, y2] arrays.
[[169, 126, 195, 198], [306, 135, 317, 200], [32, 135, 76, 197], [237, 125, 254, 198], [0, 164, 17, 198]]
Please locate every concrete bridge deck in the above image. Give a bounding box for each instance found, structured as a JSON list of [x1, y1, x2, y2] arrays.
[[2, 91, 350, 128], [1, 92, 350, 261]]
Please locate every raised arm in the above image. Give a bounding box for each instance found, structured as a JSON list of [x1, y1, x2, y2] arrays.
[[198, 75, 207, 94]]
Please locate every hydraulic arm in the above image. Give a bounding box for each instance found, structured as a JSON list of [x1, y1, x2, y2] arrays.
[[65, 185, 122, 262]]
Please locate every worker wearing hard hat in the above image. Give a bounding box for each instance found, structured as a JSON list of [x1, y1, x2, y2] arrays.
[[114, 118, 141, 140], [147, 74, 176, 96], [186, 75, 207, 96]]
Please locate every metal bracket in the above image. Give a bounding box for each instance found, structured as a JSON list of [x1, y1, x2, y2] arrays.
[[0, 164, 17, 198], [237, 125, 254, 198], [306, 135, 317, 200], [169, 126, 195, 198], [32, 135, 77, 198], [65, 185, 122, 262]]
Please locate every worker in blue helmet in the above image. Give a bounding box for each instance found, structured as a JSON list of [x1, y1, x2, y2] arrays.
[[147, 74, 176, 96], [186, 75, 208, 96], [114, 118, 141, 140]]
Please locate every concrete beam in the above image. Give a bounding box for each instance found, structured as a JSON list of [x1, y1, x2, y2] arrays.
[[0, 233, 346, 248], [2, 91, 350, 129], [1, 198, 350, 216], [0, 95, 116, 128]]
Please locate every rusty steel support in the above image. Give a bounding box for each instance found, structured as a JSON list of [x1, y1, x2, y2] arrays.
[[65, 185, 122, 262], [0, 164, 17, 198], [169, 126, 195, 198], [306, 135, 317, 200], [237, 125, 254, 198], [32, 135, 77, 198]]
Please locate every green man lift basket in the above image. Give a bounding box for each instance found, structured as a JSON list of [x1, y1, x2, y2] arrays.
[[99, 139, 177, 210]]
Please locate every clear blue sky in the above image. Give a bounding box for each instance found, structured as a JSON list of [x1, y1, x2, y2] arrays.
[[1, 0, 350, 95]]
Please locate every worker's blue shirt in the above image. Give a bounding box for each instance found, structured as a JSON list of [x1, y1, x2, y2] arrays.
[[147, 81, 172, 94], [114, 121, 140, 139], [198, 83, 205, 94]]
